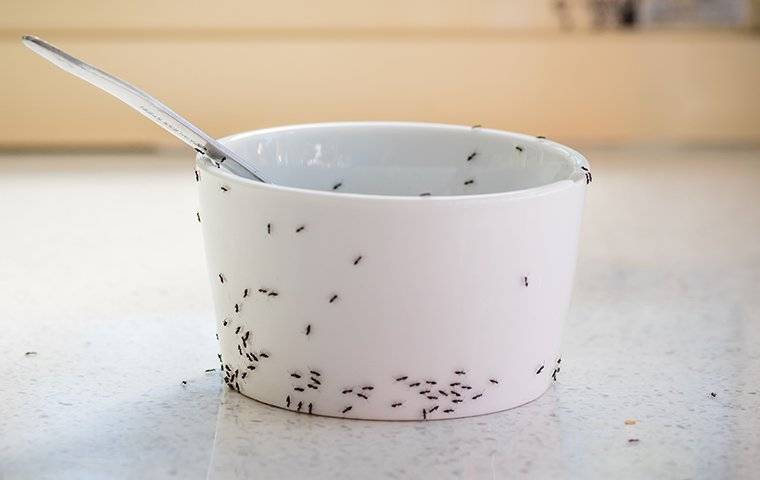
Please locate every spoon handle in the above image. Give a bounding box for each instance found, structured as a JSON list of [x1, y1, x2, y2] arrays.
[[22, 35, 269, 183]]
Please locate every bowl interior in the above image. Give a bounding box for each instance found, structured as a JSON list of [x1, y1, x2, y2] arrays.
[[221, 123, 585, 196]]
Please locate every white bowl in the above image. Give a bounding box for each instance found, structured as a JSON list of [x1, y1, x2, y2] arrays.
[[196, 122, 589, 420]]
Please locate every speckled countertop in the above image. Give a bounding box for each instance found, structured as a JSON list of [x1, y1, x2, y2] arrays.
[[1, 147, 759, 479]]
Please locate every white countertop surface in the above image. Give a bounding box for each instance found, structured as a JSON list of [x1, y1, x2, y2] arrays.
[[1, 147, 759, 479]]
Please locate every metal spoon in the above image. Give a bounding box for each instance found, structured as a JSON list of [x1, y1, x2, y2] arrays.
[[22, 35, 269, 183]]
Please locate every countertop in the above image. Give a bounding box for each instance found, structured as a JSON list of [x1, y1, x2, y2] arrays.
[[1, 147, 759, 479]]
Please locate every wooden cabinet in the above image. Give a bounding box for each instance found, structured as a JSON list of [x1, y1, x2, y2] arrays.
[[2, 1, 759, 147]]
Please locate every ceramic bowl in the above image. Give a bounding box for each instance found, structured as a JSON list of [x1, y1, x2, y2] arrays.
[[196, 122, 589, 420]]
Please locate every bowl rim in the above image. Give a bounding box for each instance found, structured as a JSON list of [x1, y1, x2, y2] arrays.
[[197, 121, 590, 203]]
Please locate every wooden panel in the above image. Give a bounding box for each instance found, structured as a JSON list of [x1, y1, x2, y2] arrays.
[[0, 1, 573, 32], [2, 32, 759, 147]]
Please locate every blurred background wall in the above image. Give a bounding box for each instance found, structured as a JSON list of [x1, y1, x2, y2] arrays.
[[1, 0, 759, 149]]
